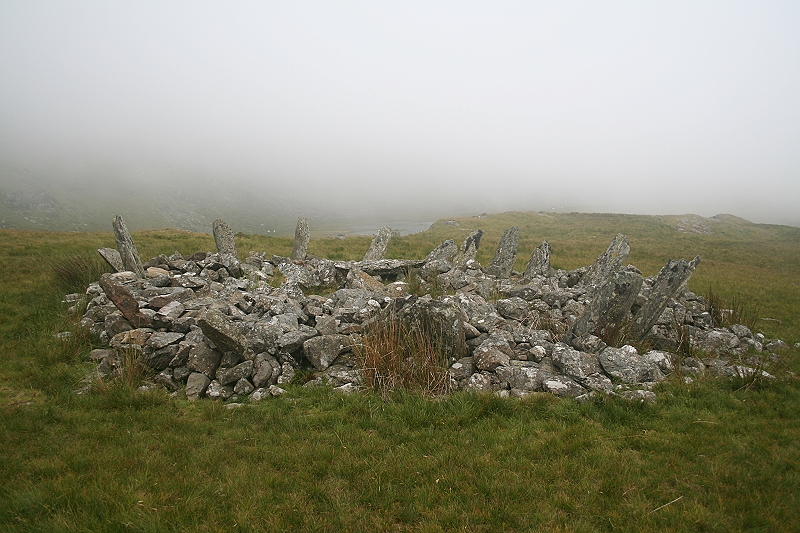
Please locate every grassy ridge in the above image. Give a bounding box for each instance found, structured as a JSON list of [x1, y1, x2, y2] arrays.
[[1, 212, 799, 531]]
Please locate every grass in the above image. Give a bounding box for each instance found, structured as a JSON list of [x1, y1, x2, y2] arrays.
[[0, 211, 799, 531], [356, 309, 453, 397]]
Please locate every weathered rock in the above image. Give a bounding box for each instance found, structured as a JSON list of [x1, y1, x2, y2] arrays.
[[99, 275, 151, 328], [524, 241, 551, 279], [425, 240, 458, 263], [233, 378, 255, 395], [580, 233, 629, 290], [485, 226, 520, 278], [474, 339, 511, 371], [216, 360, 254, 385], [598, 345, 664, 383], [212, 218, 236, 256], [185, 372, 211, 399], [540, 376, 586, 397], [197, 310, 247, 355], [252, 353, 280, 387], [303, 334, 351, 370], [145, 331, 184, 350], [570, 269, 643, 340], [363, 226, 393, 261], [187, 343, 222, 377], [551, 343, 601, 380], [291, 217, 311, 260], [464, 373, 495, 392], [98, 247, 124, 272], [112, 215, 144, 276], [495, 366, 539, 391], [457, 229, 484, 265], [449, 357, 474, 380], [397, 297, 467, 360], [632, 256, 701, 339], [620, 389, 657, 403], [496, 297, 529, 320], [206, 380, 234, 400]]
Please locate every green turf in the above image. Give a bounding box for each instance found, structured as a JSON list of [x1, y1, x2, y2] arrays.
[[1, 211, 798, 532]]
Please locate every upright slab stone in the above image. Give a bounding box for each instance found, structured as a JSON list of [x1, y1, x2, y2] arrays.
[[455, 229, 484, 266], [425, 240, 458, 263], [291, 217, 311, 260], [485, 226, 520, 278], [570, 269, 643, 340], [632, 256, 701, 339], [112, 215, 144, 276], [97, 247, 124, 272], [212, 218, 236, 256], [524, 241, 551, 279], [580, 233, 629, 290], [363, 226, 393, 261]]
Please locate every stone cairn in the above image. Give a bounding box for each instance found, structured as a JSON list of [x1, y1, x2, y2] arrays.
[[76, 217, 786, 403]]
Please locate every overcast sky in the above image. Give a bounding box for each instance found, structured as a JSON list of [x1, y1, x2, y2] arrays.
[[1, 1, 798, 224]]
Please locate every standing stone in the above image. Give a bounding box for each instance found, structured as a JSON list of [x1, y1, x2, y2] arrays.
[[97, 247, 124, 272], [485, 226, 520, 278], [425, 240, 458, 263], [580, 234, 629, 290], [291, 217, 311, 260], [212, 218, 236, 256], [570, 269, 643, 340], [112, 215, 144, 276], [524, 241, 551, 279], [455, 230, 484, 266], [363, 226, 393, 261], [632, 256, 701, 340]]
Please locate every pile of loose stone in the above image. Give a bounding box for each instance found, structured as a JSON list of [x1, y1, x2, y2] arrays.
[[72, 216, 787, 403]]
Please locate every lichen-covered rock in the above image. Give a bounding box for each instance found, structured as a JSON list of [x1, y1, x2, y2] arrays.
[[598, 345, 665, 384], [98, 247, 124, 272], [580, 233, 629, 290], [212, 218, 236, 256], [524, 241, 551, 279], [197, 310, 247, 356], [551, 343, 601, 380], [185, 372, 211, 399], [291, 217, 311, 260], [363, 226, 393, 261], [112, 215, 144, 276], [303, 334, 352, 370], [216, 360, 254, 385], [187, 343, 222, 377], [485, 226, 520, 278]]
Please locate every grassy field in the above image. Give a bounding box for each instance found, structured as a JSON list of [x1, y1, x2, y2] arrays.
[[1, 212, 798, 531]]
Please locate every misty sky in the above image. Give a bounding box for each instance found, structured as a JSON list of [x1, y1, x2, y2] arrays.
[[1, 1, 798, 224]]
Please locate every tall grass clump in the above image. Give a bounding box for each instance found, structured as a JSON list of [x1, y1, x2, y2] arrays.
[[704, 286, 759, 331], [356, 309, 453, 398], [48, 253, 111, 293]]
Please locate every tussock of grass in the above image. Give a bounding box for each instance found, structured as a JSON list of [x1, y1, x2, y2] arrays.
[[704, 286, 760, 331], [356, 309, 453, 397], [48, 253, 111, 294]]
